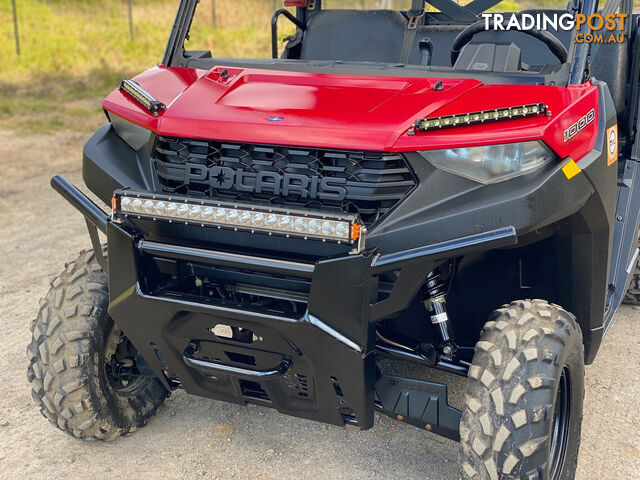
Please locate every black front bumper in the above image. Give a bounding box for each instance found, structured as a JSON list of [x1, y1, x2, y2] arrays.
[[51, 175, 520, 440], [108, 219, 377, 428], [103, 217, 513, 436]]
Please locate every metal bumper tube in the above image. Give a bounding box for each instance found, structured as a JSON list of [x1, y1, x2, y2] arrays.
[[50, 175, 109, 233], [139, 240, 315, 278]]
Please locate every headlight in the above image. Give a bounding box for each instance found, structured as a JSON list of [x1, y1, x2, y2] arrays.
[[418, 141, 555, 184], [110, 113, 152, 151]]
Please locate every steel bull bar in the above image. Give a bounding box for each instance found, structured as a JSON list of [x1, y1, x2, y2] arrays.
[[51, 175, 517, 439], [51, 175, 110, 273]]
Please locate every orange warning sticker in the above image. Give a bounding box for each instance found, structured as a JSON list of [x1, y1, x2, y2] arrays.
[[607, 125, 618, 166]]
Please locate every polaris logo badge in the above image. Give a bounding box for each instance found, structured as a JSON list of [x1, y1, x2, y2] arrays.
[[564, 109, 595, 142], [174, 163, 348, 201]]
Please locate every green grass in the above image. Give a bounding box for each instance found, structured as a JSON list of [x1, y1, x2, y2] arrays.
[[0, 1, 297, 83], [0, 67, 125, 134], [0, 0, 627, 134], [0, 0, 294, 133]]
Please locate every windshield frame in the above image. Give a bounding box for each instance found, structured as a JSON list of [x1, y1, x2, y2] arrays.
[[162, 0, 599, 86]]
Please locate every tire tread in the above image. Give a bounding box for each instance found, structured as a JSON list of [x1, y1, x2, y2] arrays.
[[27, 248, 168, 441], [459, 299, 584, 480]]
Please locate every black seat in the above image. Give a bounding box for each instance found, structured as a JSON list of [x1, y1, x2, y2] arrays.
[[300, 10, 408, 63]]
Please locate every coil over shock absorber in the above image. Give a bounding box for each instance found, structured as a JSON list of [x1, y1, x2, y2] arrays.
[[422, 270, 456, 359]]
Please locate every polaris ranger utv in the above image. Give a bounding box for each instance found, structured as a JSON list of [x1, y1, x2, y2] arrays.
[[28, 0, 640, 478]]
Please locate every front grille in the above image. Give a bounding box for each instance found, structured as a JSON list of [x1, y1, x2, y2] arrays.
[[152, 137, 416, 226]]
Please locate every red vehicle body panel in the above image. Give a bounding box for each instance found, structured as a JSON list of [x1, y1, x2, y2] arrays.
[[103, 65, 600, 163]]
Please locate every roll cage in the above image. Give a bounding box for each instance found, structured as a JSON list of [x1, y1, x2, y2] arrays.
[[162, 0, 600, 86]]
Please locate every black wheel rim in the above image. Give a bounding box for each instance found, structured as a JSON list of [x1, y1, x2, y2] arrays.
[[549, 367, 571, 480]]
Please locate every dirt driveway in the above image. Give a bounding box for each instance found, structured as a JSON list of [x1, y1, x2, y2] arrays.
[[0, 129, 639, 479]]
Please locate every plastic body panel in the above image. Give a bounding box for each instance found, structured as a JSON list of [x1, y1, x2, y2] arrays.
[[101, 65, 598, 159]]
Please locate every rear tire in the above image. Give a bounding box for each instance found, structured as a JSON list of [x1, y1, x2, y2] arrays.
[[27, 247, 169, 440], [459, 299, 584, 480]]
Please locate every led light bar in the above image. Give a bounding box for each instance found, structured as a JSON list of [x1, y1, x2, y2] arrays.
[[408, 103, 549, 135], [120, 79, 166, 117], [113, 191, 364, 246]]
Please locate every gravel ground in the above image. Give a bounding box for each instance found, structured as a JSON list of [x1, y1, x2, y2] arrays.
[[0, 129, 639, 479]]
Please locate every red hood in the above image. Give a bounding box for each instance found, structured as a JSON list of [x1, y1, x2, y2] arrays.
[[103, 65, 600, 161]]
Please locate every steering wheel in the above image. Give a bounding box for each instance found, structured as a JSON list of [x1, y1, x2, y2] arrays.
[[450, 16, 568, 66]]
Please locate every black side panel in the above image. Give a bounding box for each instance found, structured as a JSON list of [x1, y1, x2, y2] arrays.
[[82, 124, 151, 204], [604, 159, 640, 331], [604, 63, 640, 331], [557, 84, 618, 364], [375, 375, 461, 441]]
